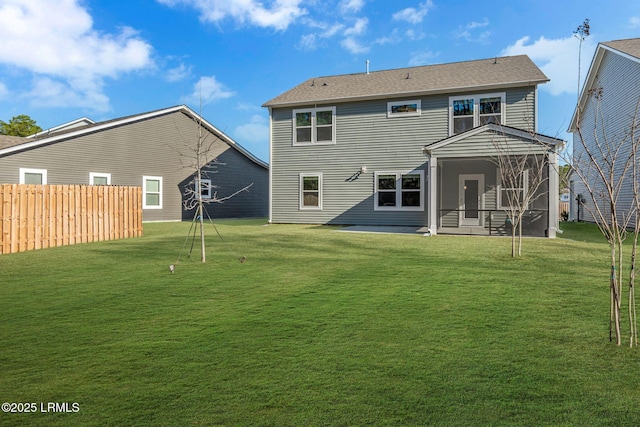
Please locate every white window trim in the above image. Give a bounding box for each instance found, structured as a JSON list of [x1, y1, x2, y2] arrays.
[[374, 171, 425, 212], [19, 168, 47, 184], [143, 175, 163, 210], [449, 92, 506, 136], [497, 169, 529, 210], [292, 107, 336, 145], [200, 178, 212, 199], [387, 99, 421, 118], [299, 173, 323, 210], [90, 172, 111, 185]]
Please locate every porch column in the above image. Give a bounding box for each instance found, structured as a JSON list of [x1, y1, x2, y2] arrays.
[[548, 150, 559, 238], [428, 155, 438, 235]]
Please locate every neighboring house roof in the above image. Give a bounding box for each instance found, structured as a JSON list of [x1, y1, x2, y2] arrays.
[[424, 123, 564, 153], [28, 117, 96, 138], [263, 55, 549, 108], [569, 37, 640, 132], [0, 105, 268, 169], [0, 135, 26, 150]]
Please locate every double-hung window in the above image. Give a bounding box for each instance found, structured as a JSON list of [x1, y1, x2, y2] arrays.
[[143, 176, 163, 209], [20, 168, 47, 185], [199, 178, 212, 199], [374, 171, 424, 211], [300, 173, 322, 210], [19, 168, 47, 184], [498, 169, 528, 209], [450, 93, 505, 135], [90, 172, 111, 185], [293, 107, 336, 145]]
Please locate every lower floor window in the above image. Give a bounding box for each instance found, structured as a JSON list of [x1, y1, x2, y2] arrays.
[[143, 176, 163, 209], [199, 178, 212, 199], [300, 173, 322, 209], [19, 168, 47, 184], [375, 171, 424, 211], [90, 172, 111, 185], [498, 170, 528, 209]]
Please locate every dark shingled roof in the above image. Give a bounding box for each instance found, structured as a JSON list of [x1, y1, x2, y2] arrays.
[[263, 55, 549, 108]]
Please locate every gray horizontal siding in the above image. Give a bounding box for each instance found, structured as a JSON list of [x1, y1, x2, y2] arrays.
[[270, 87, 539, 226], [572, 50, 640, 223], [432, 130, 550, 158], [0, 111, 268, 221]]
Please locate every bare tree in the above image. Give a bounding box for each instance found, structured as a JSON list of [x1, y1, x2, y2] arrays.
[[570, 89, 640, 346], [492, 131, 553, 257], [175, 104, 253, 263]]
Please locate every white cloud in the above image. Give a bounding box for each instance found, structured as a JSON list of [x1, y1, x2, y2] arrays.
[[166, 63, 192, 82], [0, 0, 153, 111], [341, 37, 369, 54], [0, 82, 8, 100], [501, 35, 597, 96], [466, 18, 489, 30], [408, 50, 439, 66], [343, 17, 368, 37], [392, 0, 433, 25], [297, 18, 367, 54], [340, 0, 365, 14], [456, 18, 490, 43], [630, 16, 640, 28], [297, 33, 318, 51], [157, 0, 306, 31], [234, 114, 269, 143], [26, 77, 111, 112], [182, 76, 235, 105]]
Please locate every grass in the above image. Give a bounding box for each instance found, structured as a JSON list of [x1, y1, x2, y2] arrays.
[[1, 219, 639, 426]]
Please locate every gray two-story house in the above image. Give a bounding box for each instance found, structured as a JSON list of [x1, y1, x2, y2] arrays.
[[568, 38, 640, 224], [0, 105, 268, 222], [264, 55, 563, 237]]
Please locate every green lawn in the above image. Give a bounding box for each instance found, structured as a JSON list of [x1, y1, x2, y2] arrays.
[[1, 220, 639, 426]]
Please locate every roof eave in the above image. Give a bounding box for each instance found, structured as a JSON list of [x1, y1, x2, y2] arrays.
[[263, 79, 549, 109], [0, 105, 269, 169]]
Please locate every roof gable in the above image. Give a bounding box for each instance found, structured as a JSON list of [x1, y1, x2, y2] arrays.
[[0, 106, 268, 169], [263, 55, 548, 108], [424, 123, 563, 155], [569, 38, 640, 131]]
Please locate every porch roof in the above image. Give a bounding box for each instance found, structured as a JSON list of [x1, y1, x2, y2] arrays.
[[423, 124, 564, 158]]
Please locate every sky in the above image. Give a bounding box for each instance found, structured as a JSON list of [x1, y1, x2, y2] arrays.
[[0, 0, 638, 163]]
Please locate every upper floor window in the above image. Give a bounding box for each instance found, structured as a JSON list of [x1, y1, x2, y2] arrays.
[[374, 171, 424, 211], [450, 93, 505, 135], [293, 107, 336, 145], [387, 100, 421, 118], [199, 178, 212, 199], [90, 172, 111, 185], [19, 168, 47, 184]]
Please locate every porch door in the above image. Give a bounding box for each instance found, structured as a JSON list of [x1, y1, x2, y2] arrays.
[[459, 174, 484, 227]]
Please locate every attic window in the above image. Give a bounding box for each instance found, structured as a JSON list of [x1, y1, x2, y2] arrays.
[[387, 100, 421, 118]]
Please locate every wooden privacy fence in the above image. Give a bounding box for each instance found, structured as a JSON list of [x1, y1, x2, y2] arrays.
[[1, 184, 143, 255]]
